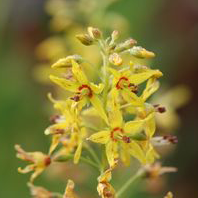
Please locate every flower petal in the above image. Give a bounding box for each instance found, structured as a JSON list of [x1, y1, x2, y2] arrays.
[[141, 78, 160, 101], [18, 164, 35, 174], [63, 179, 78, 198], [144, 112, 156, 137], [49, 75, 78, 92], [106, 141, 118, 166], [90, 95, 109, 124], [74, 141, 82, 164], [87, 130, 110, 144], [89, 83, 104, 94], [72, 60, 88, 84], [129, 70, 162, 85], [122, 89, 144, 106], [49, 135, 61, 154], [127, 141, 145, 164], [120, 143, 131, 166], [124, 120, 144, 134]]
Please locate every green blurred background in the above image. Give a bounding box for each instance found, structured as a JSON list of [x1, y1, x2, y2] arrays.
[[0, 0, 198, 197]]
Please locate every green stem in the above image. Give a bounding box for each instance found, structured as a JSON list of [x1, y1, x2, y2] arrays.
[[54, 154, 99, 170], [116, 169, 145, 198], [99, 39, 110, 110], [84, 143, 103, 173]]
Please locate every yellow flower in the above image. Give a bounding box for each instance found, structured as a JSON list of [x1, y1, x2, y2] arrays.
[[88, 103, 145, 166], [108, 67, 162, 107], [63, 180, 78, 198], [97, 163, 117, 198], [50, 60, 108, 124], [15, 145, 51, 183], [45, 96, 87, 164]]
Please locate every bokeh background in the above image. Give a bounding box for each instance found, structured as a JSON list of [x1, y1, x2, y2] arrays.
[[0, 0, 198, 197]]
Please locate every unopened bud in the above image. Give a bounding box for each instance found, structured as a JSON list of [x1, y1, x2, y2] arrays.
[[130, 46, 155, 59], [111, 30, 119, 41], [109, 53, 123, 66], [51, 55, 83, 68], [88, 27, 102, 40], [115, 38, 137, 53], [76, 34, 94, 46]]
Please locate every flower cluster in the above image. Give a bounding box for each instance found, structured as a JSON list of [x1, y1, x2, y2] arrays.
[[15, 27, 177, 198]]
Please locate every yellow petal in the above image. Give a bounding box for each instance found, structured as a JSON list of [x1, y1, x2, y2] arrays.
[[49, 75, 78, 92], [87, 131, 110, 144], [18, 164, 35, 174], [124, 120, 144, 134], [109, 108, 123, 129], [72, 60, 88, 84], [90, 95, 109, 124], [49, 135, 61, 154], [144, 112, 156, 137], [74, 141, 82, 164], [90, 83, 104, 94], [120, 143, 131, 166], [141, 78, 160, 101], [108, 67, 120, 78], [129, 70, 162, 85], [30, 168, 44, 183], [127, 141, 145, 164], [122, 89, 144, 106], [106, 141, 118, 166], [145, 144, 160, 164], [63, 179, 78, 198]]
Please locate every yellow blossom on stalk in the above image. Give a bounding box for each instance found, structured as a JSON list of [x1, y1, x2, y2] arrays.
[[45, 95, 86, 164], [16, 25, 180, 198], [108, 66, 162, 107], [50, 60, 108, 124], [88, 102, 145, 166], [15, 145, 51, 183]]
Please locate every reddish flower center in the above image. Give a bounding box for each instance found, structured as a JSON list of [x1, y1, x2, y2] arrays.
[[116, 77, 129, 89], [110, 127, 124, 142], [78, 84, 93, 98]]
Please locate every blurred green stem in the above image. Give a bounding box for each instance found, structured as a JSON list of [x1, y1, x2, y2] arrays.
[[117, 169, 145, 198]]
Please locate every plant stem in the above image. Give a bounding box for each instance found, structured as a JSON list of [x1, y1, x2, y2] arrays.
[[116, 169, 145, 198], [54, 154, 99, 170], [84, 143, 103, 173], [99, 39, 109, 110]]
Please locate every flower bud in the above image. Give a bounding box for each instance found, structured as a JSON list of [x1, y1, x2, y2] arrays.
[[88, 27, 102, 40], [130, 46, 155, 59], [109, 53, 123, 66], [115, 38, 137, 53], [76, 34, 94, 46], [51, 55, 83, 68], [111, 30, 119, 41]]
